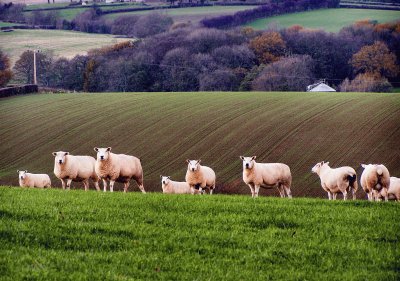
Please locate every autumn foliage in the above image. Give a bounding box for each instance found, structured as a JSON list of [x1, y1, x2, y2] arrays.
[[350, 41, 399, 78], [249, 32, 286, 64], [0, 50, 12, 87]]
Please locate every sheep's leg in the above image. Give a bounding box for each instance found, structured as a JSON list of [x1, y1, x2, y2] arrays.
[[247, 184, 255, 198], [135, 176, 146, 194], [103, 179, 108, 192], [93, 180, 100, 192], [138, 184, 146, 194], [342, 190, 347, 201], [254, 185, 260, 198], [66, 179, 72, 190], [283, 185, 292, 199], [83, 179, 89, 191], [332, 193, 337, 200], [383, 188, 388, 202], [328, 192, 332, 200], [190, 186, 196, 195], [352, 189, 357, 200], [123, 182, 129, 193], [277, 184, 285, 198], [110, 180, 115, 192], [61, 179, 66, 190]]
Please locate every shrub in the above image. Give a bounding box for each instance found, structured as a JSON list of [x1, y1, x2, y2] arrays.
[[339, 73, 392, 92]]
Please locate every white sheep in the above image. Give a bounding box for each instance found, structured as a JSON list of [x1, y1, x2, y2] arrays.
[[185, 160, 216, 194], [240, 156, 292, 198], [311, 161, 358, 200], [18, 170, 51, 188], [374, 177, 400, 201], [160, 175, 196, 194], [52, 151, 100, 191], [360, 164, 390, 201], [94, 147, 145, 193]]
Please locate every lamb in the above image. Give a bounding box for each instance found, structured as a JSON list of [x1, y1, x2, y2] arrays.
[[360, 164, 390, 201], [160, 175, 196, 194], [311, 161, 358, 200], [185, 160, 216, 194], [52, 151, 100, 191], [17, 170, 51, 188], [240, 156, 292, 198], [94, 147, 145, 193]]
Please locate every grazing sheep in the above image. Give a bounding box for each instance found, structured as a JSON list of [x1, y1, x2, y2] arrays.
[[17, 170, 51, 188], [311, 161, 358, 200], [360, 164, 391, 201], [160, 175, 195, 194], [185, 160, 216, 194], [94, 147, 145, 193], [52, 151, 100, 191], [240, 156, 292, 198], [374, 177, 400, 201]]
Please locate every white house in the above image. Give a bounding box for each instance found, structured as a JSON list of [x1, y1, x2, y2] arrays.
[[307, 81, 336, 92]]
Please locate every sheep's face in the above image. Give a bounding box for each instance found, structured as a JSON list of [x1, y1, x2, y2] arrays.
[[53, 151, 69, 165], [311, 161, 329, 174], [94, 147, 111, 161], [18, 170, 27, 180], [161, 176, 170, 185], [240, 156, 256, 169], [187, 160, 201, 172]]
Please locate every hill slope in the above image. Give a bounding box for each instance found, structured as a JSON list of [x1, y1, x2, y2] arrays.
[[0, 188, 399, 280], [247, 8, 400, 32], [0, 92, 399, 197]]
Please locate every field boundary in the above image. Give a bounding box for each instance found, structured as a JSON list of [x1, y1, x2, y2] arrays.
[[0, 84, 38, 98]]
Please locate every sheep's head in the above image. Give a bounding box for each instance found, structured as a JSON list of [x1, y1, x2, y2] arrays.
[[17, 170, 27, 180], [160, 175, 171, 185], [311, 161, 330, 174], [187, 160, 201, 172], [240, 156, 256, 170], [52, 151, 69, 165], [94, 147, 111, 161]]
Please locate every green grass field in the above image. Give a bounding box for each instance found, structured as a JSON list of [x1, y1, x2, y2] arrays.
[[0, 21, 23, 28], [0, 29, 129, 64], [247, 8, 400, 32], [0, 92, 399, 198], [0, 187, 399, 280], [101, 5, 257, 23]]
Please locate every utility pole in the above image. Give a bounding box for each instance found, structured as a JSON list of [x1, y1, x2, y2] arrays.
[[33, 50, 37, 85], [33, 50, 40, 85]]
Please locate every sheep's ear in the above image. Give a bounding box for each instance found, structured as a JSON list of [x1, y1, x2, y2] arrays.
[[197, 159, 201, 164], [25, 170, 27, 173], [17, 170, 19, 173], [64, 152, 69, 156], [240, 156, 244, 160], [325, 162, 330, 166], [321, 161, 324, 164], [52, 152, 57, 156], [160, 175, 163, 178], [186, 159, 190, 163], [107, 147, 111, 152], [361, 164, 366, 168], [252, 156, 256, 160], [167, 176, 171, 179], [94, 147, 99, 152]]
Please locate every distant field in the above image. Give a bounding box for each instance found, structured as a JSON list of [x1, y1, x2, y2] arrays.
[[0, 188, 399, 280], [247, 8, 400, 32], [0, 92, 399, 198], [0, 21, 22, 28], [101, 5, 257, 23], [0, 29, 129, 64]]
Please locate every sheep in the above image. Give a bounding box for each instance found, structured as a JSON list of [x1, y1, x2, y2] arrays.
[[160, 175, 196, 194], [17, 170, 51, 188], [94, 147, 145, 193], [185, 160, 216, 194], [311, 161, 358, 200], [52, 151, 100, 191], [374, 177, 400, 201], [240, 156, 292, 198], [360, 164, 390, 201]]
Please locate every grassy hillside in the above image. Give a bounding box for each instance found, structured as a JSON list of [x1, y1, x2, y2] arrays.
[[0, 187, 399, 280], [247, 8, 400, 32], [101, 5, 257, 23], [0, 29, 129, 64], [0, 92, 399, 198]]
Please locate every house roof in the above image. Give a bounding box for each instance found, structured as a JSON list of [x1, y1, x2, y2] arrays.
[[307, 82, 336, 92]]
